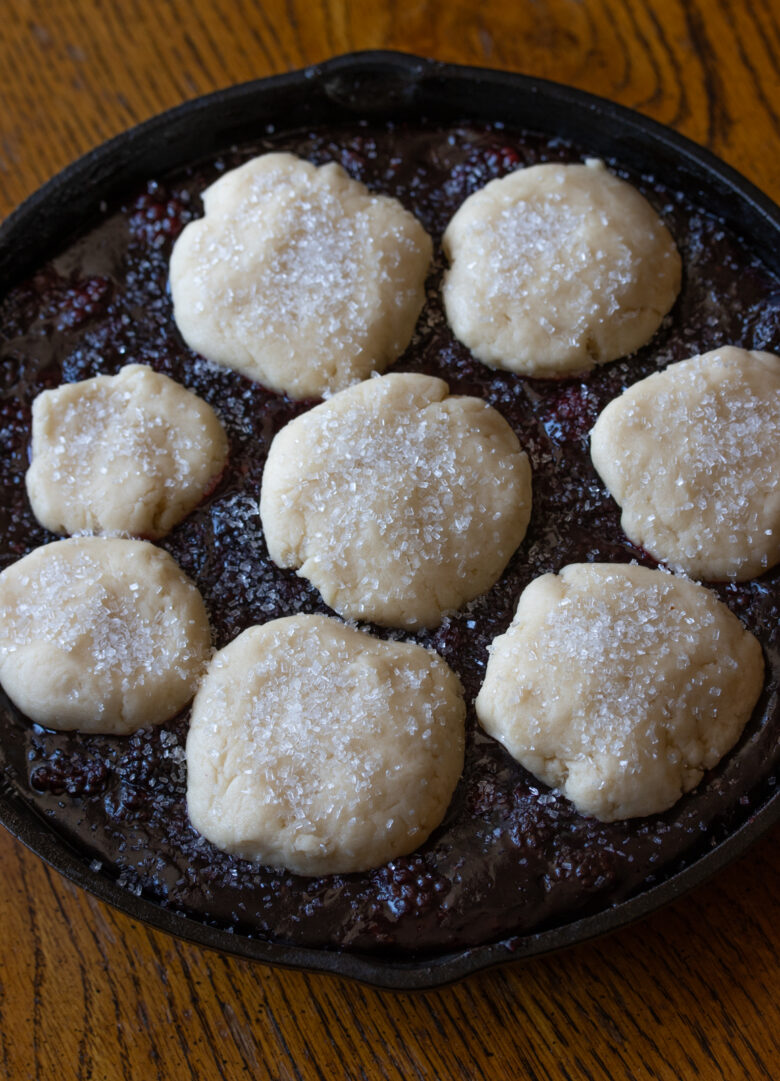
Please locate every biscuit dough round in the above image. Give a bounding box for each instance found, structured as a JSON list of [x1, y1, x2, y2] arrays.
[[170, 152, 433, 399], [26, 364, 228, 539], [442, 159, 681, 377], [475, 563, 764, 821], [590, 347, 780, 581], [186, 614, 465, 876], [259, 372, 533, 629], [0, 536, 211, 734]]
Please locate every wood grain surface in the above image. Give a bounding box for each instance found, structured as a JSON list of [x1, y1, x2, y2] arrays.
[[1, 1, 779, 1078]]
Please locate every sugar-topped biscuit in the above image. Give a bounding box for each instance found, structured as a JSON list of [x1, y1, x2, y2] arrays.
[[590, 346, 780, 580], [186, 614, 465, 876], [0, 536, 211, 734], [26, 364, 228, 539], [442, 159, 681, 377], [476, 563, 764, 821], [170, 152, 432, 399], [259, 372, 532, 629]]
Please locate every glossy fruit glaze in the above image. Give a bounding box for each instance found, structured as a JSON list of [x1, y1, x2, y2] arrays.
[[0, 120, 778, 955]]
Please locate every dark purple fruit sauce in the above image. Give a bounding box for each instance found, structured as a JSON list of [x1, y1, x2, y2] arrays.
[[1, 120, 778, 956]]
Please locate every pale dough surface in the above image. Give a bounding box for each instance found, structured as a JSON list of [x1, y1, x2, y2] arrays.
[[170, 152, 432, 400], [26, 364, 228, 539], [442, 159, 681, 377], [0, 537, 211, 734], [475, 563, 763, 821], [259, 372, 533, 629], [590, 347, 780, 580], [186, 614, 465, 876]]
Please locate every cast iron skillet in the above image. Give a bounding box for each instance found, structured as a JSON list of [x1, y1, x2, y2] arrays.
[[0, 52, 778, 990]]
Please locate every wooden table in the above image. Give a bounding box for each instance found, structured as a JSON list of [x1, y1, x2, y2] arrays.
[[1, 2, 778, 1077]]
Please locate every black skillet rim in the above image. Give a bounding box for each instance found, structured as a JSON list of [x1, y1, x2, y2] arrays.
[[0, 50, 778, 991]]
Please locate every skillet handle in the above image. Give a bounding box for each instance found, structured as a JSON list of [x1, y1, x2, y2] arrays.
[[317, 51, 431, 113]]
